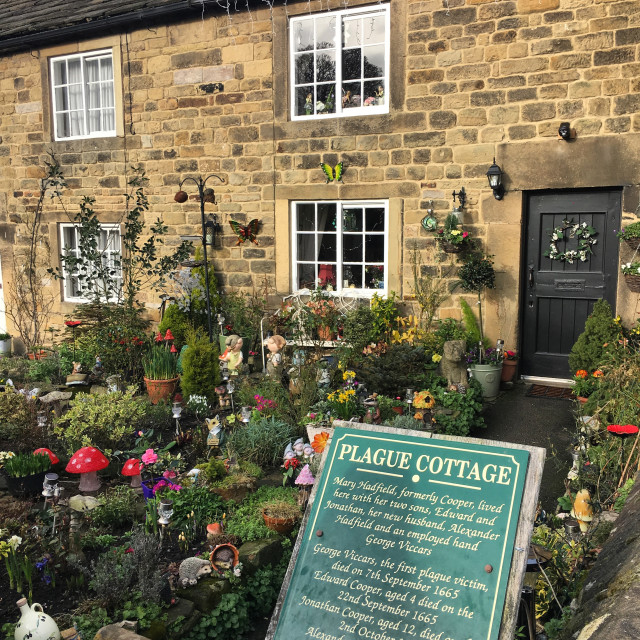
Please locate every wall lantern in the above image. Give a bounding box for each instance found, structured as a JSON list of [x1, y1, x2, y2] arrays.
[[486, 158, 505, 200], [558, 122, 575, 141], [204, 215, 222, 248]]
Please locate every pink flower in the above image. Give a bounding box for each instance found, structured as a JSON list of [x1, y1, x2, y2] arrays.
[[141, 448, 158, 465], [462, 232, 469, 238], [163, 469, 177, 479]]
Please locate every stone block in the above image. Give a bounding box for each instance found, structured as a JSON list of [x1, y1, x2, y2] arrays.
[[531, 38, 572, 55], [613, 94, 640, 115], [407, 69, 445, 84], [429, 110, 457, 129], [508, 124, 536, 140], [594, 48, 635, 66], [539, 84, 567, 99], [616, 27, 640, 46], [507, 88, 537, 102], [452, 143, 495, 164], [574, 32, 614, 51], [522, 102, 556, 121], [499, 57, 548, 75], [487, 105, 520, 124], [432, 7, 477, 27], [604, 117, 631, 133], [402, 132, 446, 148], [458, 108, 487, 126], [557, 100, 584, 118], [517, 0, 558, 12], [470, 91, 505, 106], [176, 577, 232, 613], [94, 625, 148, 640]]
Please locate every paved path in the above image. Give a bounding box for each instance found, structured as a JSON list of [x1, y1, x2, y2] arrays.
[[471, 381, 575, 513]]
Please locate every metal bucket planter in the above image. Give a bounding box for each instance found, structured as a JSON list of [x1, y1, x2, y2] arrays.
[[469, 363, 503, 400]]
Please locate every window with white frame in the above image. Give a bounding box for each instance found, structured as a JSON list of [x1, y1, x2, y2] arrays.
[[60, 223, 122, 302], [50, 50, 116, 140], [290, 5, 389, 120], [292, 201, 387, 295]]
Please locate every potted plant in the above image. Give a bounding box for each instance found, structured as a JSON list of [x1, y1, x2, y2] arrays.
[[501, 350, 518, 383], [3, 451, 51, 496], [0, 332, 11, 357], [572, 369, 603, 404], [261, 499, 302, 534], [456, 252, 501, 399], [305, 288, 339, 340], [433, 213, 471, 253], [621, 261, 640, 292], [143, 345, 179, 404], [617, 221, 640, 250]]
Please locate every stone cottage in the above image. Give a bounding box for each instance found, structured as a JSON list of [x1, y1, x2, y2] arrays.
[[0, 0, 638, 380]]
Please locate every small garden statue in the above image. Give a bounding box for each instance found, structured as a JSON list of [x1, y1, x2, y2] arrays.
[[179, 557, 212, 586], [264, 334, 286, 378], [219, 335, 243, 376], [293, 438, 305, 456], [283, 442, 295, 461], [91, 355, 103, 378], [363, 394, 381, 425], [215, 385, 230, 410], [441, 340, 468, 389]]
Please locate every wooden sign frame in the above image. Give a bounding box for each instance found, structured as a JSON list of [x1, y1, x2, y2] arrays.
[[266, 422, 545, 640]]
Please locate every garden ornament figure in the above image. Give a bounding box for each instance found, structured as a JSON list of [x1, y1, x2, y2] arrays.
[[215, 385, 230, 410], [441, 340, 468, 389], [264, 334, 286, 377], [179, 557, 212, 586], [219, 335, 243, 376]]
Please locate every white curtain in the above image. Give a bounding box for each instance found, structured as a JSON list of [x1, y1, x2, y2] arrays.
[[67, 58, 84, 137]]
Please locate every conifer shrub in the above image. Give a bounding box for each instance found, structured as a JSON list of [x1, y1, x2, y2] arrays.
[[568, 299, 620, 373], [180, 328, 221, 404], [158, 304, 192, 349]]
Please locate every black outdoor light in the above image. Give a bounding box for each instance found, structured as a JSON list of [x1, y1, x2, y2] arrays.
[[486, 158, 505, 200], [175, 174, 225, 343]]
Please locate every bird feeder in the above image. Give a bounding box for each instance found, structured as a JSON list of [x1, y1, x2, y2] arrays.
[[66, 446, 109, 492]]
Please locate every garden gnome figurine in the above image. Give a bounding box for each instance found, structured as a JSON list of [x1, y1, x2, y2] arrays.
[[264, 335, 286, 377], [283, 442, 295, 461], [215, 385, 230, 409], [219, 335, 243, 376], [293, 438, 305, 457], [441, 340, 468, 389]]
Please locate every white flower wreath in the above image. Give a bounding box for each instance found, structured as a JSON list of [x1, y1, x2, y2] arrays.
[[545, 219, 597, 264]]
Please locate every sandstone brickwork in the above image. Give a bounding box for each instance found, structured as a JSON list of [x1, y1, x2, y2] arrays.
[[0, 0, 639, 344]]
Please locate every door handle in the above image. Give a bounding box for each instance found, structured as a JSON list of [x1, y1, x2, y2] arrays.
[[529, 267, 534, 288]]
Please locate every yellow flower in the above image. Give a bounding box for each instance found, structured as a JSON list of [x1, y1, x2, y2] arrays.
[[342, 370, 356, 381], [432, 354, 442, 363]]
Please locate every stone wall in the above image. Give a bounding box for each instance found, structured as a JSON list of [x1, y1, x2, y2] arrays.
[[0, 0, 639, 340]]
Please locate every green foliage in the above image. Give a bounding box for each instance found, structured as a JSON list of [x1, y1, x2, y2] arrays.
[[369, 292, 398, 340], [409, 245, 452, 330], [226, 417, 295, 467], [3, 451, 51, 478], [197, 458, 229, 484], [433, 318, 467, 350], [457, 253, 496, 294], [25, 350, 62, 383], [72, 608, 113, 640], [221, 289, 267, 349], [0, 389, 38, 451], [90, 546, 136, 607], [617, 220, 640, 241], [53, 385, 146, 456], [460, 298, 481, 346], [80, 530, 118, 551], [186, 592, 250, 640], [224, 486, 298, 542], [143, 345, 178, 380], [341, 305, 379, 355], [390, 413, 422, 431], [158, 304, 192, 350], [180, 328, 220, 403], [117, 593, 165, 631], [170, 484, 225, 532], [568, 299, 620, 373], [90, 486, 138, 531], [432, 378, 485, 436], [355, 344, 437, 397]]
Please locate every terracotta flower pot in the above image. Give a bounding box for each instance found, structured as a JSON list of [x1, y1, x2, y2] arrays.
[[501, 360, 518, 383], [144, 376, 179, 405], [577, 396, 588, 405], [262, 509, 298, 535], [391, 406, 404, 415], [317, 325, 334, 341]]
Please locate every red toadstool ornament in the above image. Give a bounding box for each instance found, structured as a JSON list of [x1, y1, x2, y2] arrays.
[[122, 458, 143, 489], [66, 446, 109, 492], [34, 448, 59, 465], [170, 344, 178, 354], [164, 329, 175, 342], [155, 331, 163, 343]]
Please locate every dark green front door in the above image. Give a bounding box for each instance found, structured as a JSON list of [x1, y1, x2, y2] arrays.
[[521, 189, 621, 379]]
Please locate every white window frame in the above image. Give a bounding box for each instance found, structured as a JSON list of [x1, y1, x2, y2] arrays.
[[290, 5, 390, 121], [50, 49, 116, 141], [59, 223, 122, 303], [291, 200, 388, 297]]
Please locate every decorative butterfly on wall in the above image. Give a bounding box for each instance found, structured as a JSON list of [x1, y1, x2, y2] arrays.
[[229, 219, 260, 245], [320, 161, 344, 183]]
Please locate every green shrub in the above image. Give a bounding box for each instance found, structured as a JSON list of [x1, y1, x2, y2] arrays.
[[355, 344, 437, 397], [433, 318, 467, 350], [0, 389, 39, 451], [53, 385, 146, 456], [25, 351, 61, 383], [226, 416, 295, 468], [180, 328, 220, 404], [158, 304, 192, 350], [90, 486, 138, 530], [568, 299, 619, 373], [432, 378, 485, 436], [341, 305, 379, 355], [224, 485, 298, 542], [170, 484, 225, 532]]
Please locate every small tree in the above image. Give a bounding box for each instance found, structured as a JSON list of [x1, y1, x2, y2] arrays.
[[455, 252, 496, 345], [568, 299, 619, 373], [49, 167, 192, 309], [180, 328, 221, 404], [6, 155, 65, 351]]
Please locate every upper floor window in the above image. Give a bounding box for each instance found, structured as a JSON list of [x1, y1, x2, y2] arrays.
[[290, 5, 389, 120], [292, 200, 387, 296], [60, 223, 121, 302], [50, 50, 116, 140]]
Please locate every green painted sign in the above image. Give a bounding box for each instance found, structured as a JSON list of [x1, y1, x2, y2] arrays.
[[272, 426, 530, 640]]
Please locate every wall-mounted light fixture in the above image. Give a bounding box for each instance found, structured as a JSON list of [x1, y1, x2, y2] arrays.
[[558, 122, 575, 141], [204, 215, 222, 248], [486, 158, 505, 200]]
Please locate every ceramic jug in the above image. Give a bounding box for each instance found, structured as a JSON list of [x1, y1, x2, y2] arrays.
[[14, 598, 60, 640]]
